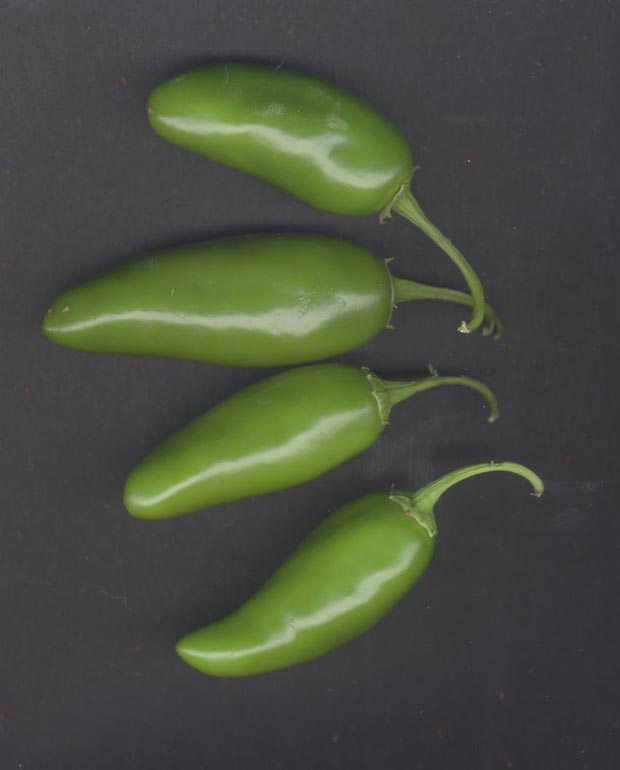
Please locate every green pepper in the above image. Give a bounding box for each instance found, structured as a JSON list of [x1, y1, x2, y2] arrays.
[[124, 363, 498, 520], [176, 462, 543, 677], [42, 235, 502, 367], [147, 64, 489, 334]]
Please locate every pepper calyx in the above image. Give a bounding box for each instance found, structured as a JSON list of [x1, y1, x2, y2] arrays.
[[379, 172, 417, 223], [363, 367, 392, 425], [389, 491, 438, 539]]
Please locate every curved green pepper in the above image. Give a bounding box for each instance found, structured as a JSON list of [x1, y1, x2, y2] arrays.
[[176, 462, 543, 677], [42, 235, 502, 367], [148, 64, 489, 333], [124, 363, 498, 520]]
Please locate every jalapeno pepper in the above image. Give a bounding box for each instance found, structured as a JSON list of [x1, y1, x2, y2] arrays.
[[124, 363, 498, 520], [176, 462, 543, 677], [42, 235, 502, 367], [147, 64, 489, 333]]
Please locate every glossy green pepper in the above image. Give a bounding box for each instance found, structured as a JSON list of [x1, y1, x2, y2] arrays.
[[42, 235, 502, 367], [124, 363, 498, 520], [148, 64, 489, 333], [176, 462, 543, 677]]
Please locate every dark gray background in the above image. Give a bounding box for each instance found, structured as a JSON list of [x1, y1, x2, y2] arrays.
[[1, 1, 618, 768]]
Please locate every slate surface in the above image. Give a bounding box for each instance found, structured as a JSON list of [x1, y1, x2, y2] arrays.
[[1, 1, 618, 768]]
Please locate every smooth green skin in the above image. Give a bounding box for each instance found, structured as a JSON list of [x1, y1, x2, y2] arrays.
[[41, 234, 504, 365], [178, 494, 434, 677], [148, 64, 413, 216], [176, 462, 544, 677], [124, 364, 499, 520], [147, 64, 490, 334], [125, 364, 383, 520], [42, 235, 392, 366]]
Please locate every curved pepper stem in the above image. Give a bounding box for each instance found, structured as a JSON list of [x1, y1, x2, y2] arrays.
[[390, 462, 544, 538], [383, 184, 486, 334], [366, 365, 499, 425], [392, 277, 503, 338]]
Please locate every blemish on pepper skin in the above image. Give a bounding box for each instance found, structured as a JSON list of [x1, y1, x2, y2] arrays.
[[61, 305, 71, 313], [147, 105, 154, 117]]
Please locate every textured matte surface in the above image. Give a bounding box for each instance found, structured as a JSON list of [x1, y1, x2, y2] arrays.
[[1, 1, 618, 768]]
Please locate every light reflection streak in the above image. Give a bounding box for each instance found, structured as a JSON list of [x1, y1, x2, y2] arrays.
[[162, 116, 397, 190], [133, 406, 369, 510], [187, 548, 415, 664], [49, 291, 378, 338]]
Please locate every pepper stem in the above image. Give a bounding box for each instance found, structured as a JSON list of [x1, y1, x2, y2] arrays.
[[392, 276, 503, 338], [365, 365, 499, 425], [390, 462, 544, 538], [383, 185, 486, 334]]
